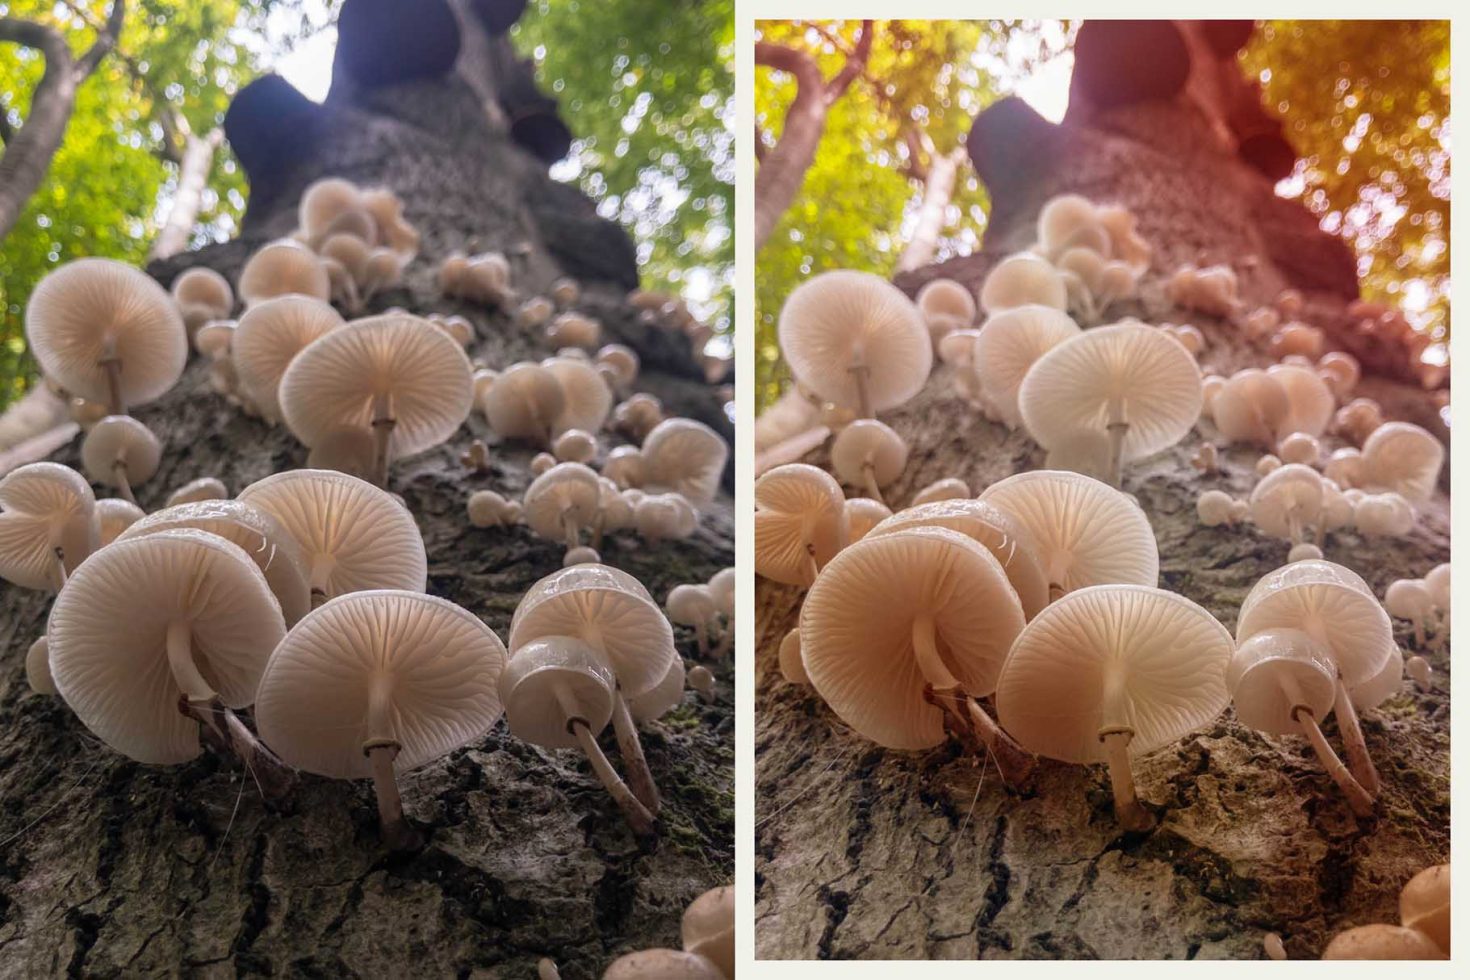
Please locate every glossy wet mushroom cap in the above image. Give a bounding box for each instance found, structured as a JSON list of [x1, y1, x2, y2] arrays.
[[80, 416, 162, 500], [1399, 864, 1449, 954], [164, 476, 229, 508], [0, 462, 97, 591], [753, 463, 848, 588], [641, 418, 729, 504], [1361, 422, 1444, 503], [682, 885, 735, 978], [26, 258, 187, 410], [829, 419, 908, 501], [94, 497, 145, 545], [1211, 368, 1292, 447]]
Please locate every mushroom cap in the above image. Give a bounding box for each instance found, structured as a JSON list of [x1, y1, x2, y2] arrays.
[[80, 415, 162, 488], [1038, 194, 1106, 255], [603, 950, 726, 980], [1321, 924, 1446, 960], [299, 177, 364, 240], [499, 635, 616, 749], [707, 567, 735, 616], [1349, 643, 1403, 711], [48, 528, 285, 764], [778, 627, 808, 685], [552, 428, 597, 464], [996, 584, 1235, 763], [0, 462, 97, 590], [280, 313, 473, 459], [194, 319, 235, 359], [777, 270, 932, 413], [830, 419, 908, 489], [1226, 628, 1337, 735], [980, 470, 1159, 593], [635, 492, 698, 541], [1018, 322, 1202, 463], [1236, 559, 1393, 687], [1399, 864, 1449, 954], [682, 885, 735, 979], [801, 526, 1026, 750], [1383, 579, 1435, 621], [94, 497, 145, 546], [753, 463, 848, 587], [509, 563, 676, 698], [1277, 431, 1321, 466], [172, 267, 234, 319], [238, 469, 427, 598], [980, 253, 1068, 314], [1361, 422, 1444, 502], [1266, 364, 1335, 437], [522, 462, 601, 540], [116, 499, 313, 627], [483, 361, 566, 440], [910, 477, 970, 507], [915, 278, 976, 326], [164, 477, 228, 509], [1323, 447, 1364, 488], [25, 258, 187, 407], [667, 583, 718, 626], [232, 295, 345, 420], [1212, 369, 1291, 446], [1248, 463, 1324, 539], [543, 356, 613, 434], [255, 590, 506, 778], [867, 498, 1050, 620], [641, 418, 729, 504], [842, 497, 891, 542], [628, 654, 686, 723], [972, 305, 1082, 426], [237, 240, 331, 306], [1424, 563, 1450, 607], [26, 635, 55, 695], [595, 343, 639, 386]]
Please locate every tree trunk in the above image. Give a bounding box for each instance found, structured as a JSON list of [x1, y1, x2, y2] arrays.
[[0, 3, 124, 244], [0, 6, 732, 977], [148, 128, 222, 261], [755, 52, 1448, 961], [896, 146, 964, 274]]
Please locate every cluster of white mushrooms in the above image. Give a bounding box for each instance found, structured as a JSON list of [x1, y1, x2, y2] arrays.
[[4, 174, 735, 874], [757, 191, 1448, 959], [596, 884, 734, 979]]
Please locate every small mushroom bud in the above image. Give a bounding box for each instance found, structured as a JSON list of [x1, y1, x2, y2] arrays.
[[515, 296, 554, 328], [531, 452, 557, 476], [1405, 655, 1432, 690], [778, 628, 807, 686], [1229, 498, 1251, 523], [1197, 490, 1236, 527], [546, 312, 600, 349], [460, 439, 492, 474], [1245, 306, 1280, 339], [666, 584, 719, 658], [1278, 432, 1321, 466], [681, 885, 734, 979], [564, 545, 600, 566], [467, 490, 519, 528], [1256, 454, 1282, 476], [1166, 323, 1204, 356], [1271, 323, 1325, 359], [553, 428, 597, 464], [1384, 579, 1435, 648], [1399, 864, 1449, 953], [1322, 924, 1446, 960], [1334, 397, 1384, 445], [688, 664, 715, 697], [1276, 289, 1303, 317], [549, 277, 580, 308], [25, 636, 56, 695], [1190, 443, 1219, 474]]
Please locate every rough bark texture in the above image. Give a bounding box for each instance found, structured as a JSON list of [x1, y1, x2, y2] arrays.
[[0, 13, 732, 977], [754, 95, 1449, 960]]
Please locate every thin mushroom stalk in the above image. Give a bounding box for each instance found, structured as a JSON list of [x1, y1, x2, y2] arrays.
[[370, 392, 397, 488], [1105, 400, 1129, 488], [166, 622, 295, 798], [860, 457, 886, 506], [560, 506, 581, 551], [112, 454, 137, 506], [848, 361, 874, 419], [53, 546, 68, 589], [364, 677, 423, 850], [1098, 727, 1156, 832], [1292, 705, 1375, 817], [912, 615, 1035, 785], [99, 338, 125, 415], [1331, 675, 1382, 796], [610, 689, 661, 815]]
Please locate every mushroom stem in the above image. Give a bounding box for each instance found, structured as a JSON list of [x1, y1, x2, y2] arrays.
[[1332, 676, 1381, 796], [365, 741, 420, 850], [176, 695, 297, 799], [1412, 620, 1426, 649], [860, 461, 886, 506], [112, 458, 137, 506], [591, 511, 606, 550], [713, 620, 732, 659], [53, 546, 67, 589], [1287, 512, 1304, 547], [911, 615, 961, 693], [848, 362, 874, 419], [99, 354, 125, 415], [965, 697, 1037, 787], [1099, 729, 1157, 832], [1048, 583, 1066, 603], [804, 549, 821, 587], [571, 719, 656, 836], [560, 507, 580, 551], [370, 416, 396, 489], [1105, 421, 1129, 488], [166, 621, 217, 704], [611, 689, 661, 815], [693, 622, 709, 659], [1292, 706, 1376, 818]]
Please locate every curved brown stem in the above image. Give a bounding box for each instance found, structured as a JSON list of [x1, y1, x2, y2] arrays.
[[572, 720, 655, 836], [966, 698, 1036, 787], [370, 416, 396, 488], [1293, 706, 1375, 817], [1105, 421, 1129, 488], [100, 355, 124, 415], [365, 741, 421, 850], [611, 690, 660, 815], [1100, 729, 1156, 832], [849, 362, 873, 418], [1332, 676, 1381, 796]]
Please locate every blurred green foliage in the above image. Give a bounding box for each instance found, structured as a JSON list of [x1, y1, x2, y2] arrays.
[[515, 0, 734, 341]]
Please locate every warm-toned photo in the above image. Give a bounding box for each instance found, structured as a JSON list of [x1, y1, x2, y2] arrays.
[[754, 19, 1449, 960]]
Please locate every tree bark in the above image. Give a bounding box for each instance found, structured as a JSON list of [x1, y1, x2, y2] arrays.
[[755, 93, 1448, 964], [896, 138, 964, 274], [0, 10, 732, 976], [0, 3, 125, 244], [753, 22, 872, 253], [147, 127, 222, 261]]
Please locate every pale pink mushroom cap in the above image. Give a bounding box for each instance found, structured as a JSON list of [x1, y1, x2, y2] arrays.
[[80, 415, 162, 489], [232, 296, 345, 420], [280, 313, 473, 459], [1266, 364, 1335, 437], [1349, 644, 1404, 711], [1361, 422, 1444, 502], [777, 270, 932, 413], [482, 361, 566, 441], [1226, 628, 1338, 735], [499, 635, 616, 747], [1248, 464, 1325, 540], [0, 462, 97, 590], [255, 590, 506, 778], [996, 585, 1234, 763], [25, 258, 187, 407], [628, 654, 686, 723], [1212, 369, 1291, 446], [543, 355, 613, 434], [801, 526, 1026, 750], [238, 469, 427, 598], [48, 528, 285, 763], [641, 418, 729, 504], [1018, 322, 1202, 463], [521, 462, 601, 541], [1236, 559, 1394, 687], [867, 497, 1050, 620], [509, 563, 676, 699], [829, 419, 908, 490], [842, 497, 891, 542], [754, 463, 848, 587], [980, 470, 1159, 593], [980, 253, 1068, 314], [915, 278, 976, 326], [972, 305, 1082, 426], [94, 497, 145, 546], [172, 267, 234, 320], [237, 240, 331, 306], [117, 499, 313, 626]]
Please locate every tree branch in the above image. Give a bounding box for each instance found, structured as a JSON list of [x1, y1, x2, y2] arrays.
[[753, 39, 824, 93], [75, 1, 126, 77], [824, 20, 873, 102]]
